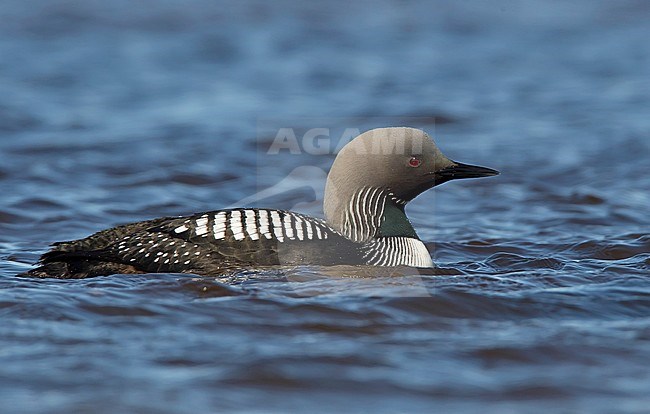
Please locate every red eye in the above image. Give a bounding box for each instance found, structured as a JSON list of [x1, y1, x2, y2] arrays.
[[408, 157, 421, 167]]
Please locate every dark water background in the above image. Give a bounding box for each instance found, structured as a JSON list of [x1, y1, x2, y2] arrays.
[[1, 1, 650, 412]]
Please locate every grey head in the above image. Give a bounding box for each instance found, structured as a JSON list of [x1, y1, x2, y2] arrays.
[[324, 127, 498, 242]]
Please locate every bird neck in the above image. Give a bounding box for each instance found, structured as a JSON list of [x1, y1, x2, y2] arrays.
[[325, 186, 417, 242], [378, 202, 418, 239]]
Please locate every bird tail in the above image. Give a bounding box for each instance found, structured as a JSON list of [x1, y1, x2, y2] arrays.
[[18, 250, 142, 279]]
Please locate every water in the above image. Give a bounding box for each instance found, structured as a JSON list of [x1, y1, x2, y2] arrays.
[[1, 0, 650, 412]]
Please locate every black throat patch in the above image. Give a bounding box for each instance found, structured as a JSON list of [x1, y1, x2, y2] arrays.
[[378, 203, 418, 238]]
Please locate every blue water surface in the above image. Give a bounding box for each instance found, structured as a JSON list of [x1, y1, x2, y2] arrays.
[[1, 1, 650, 413]]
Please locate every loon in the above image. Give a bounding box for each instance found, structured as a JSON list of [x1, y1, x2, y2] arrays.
[[23, 127, 498, 278]]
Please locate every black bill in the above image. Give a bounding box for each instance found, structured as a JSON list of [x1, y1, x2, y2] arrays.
[[437, 162, 499, 180]]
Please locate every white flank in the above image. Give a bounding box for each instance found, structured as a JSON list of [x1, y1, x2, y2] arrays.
[[408, 238, 433, 267], [365, 238, 433, 267]]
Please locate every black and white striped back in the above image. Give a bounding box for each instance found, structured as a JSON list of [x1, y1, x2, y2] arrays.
[[28, 208, 433, 277], [169, 209, 333, 243]]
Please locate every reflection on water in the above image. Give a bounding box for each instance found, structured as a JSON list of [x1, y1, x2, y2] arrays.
[[1, 0, 650, 412]]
